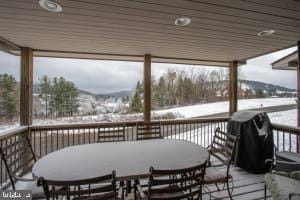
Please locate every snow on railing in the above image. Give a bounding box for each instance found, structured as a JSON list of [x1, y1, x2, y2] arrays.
[[272, 123, 300, 153]]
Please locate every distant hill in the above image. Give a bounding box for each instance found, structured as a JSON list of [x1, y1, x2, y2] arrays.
[[34, 84, 132, 99], [239, 80, 296, 93], [79, 89, 133, 99], [33, 79, 295, 100], [81, 80, 295, 99]]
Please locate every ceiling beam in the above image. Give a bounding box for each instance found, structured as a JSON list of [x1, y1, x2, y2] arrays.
[[0, 35, 20, 51]]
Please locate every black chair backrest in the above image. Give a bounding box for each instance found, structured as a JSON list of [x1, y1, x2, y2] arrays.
[[147, 162, 207, 200], [274, 150, 300, 172], [208, 127, 238, 166], [137, 123, 162, 140], [0, 135, 36, 189], [38, 171, 117, 200], [98, 125, 125, 142]]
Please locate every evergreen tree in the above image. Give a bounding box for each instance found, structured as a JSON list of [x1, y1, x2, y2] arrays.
[[49, 77, 58, 116], [43, 76, 79, 117], [130, 81, 143, 113], [67, 81, 79, 116], [38, 75, 51, 117], [0, 74, 18, 120], [157, 76, 167, 107]]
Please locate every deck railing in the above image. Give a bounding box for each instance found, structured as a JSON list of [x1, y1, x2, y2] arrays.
[[28, 117, 228, 158], [0, 126, 29, 189], [271, 123, 300, 153], [0, 118, 299, 189]]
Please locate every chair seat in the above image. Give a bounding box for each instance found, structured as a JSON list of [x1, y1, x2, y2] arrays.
[[13, 173, 44, 199], [142, 185, 186, 199], [73, 194, 115, 200], [265, 173, 300, 200], [204, 167, 232, 184]]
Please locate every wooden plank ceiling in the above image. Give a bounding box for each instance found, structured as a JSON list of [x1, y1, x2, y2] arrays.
[[0, 0, 299, 65]]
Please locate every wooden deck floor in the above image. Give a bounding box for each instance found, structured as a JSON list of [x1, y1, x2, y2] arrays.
[[126, 164, 272, 200], [202, 165, 272, 200]]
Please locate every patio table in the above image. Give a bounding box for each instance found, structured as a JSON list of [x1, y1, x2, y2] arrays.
[[32, 139, 208, 181]]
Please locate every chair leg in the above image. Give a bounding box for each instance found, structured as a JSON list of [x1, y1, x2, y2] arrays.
[[264, 183, 267, 200], [227, 179, 233, 200]]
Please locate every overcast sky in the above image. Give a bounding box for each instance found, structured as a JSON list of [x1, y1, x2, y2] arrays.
[[0, 46, 297, 94]]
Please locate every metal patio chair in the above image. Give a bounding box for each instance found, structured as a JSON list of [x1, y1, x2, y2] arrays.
[[0, 134, 44, 199], [134, 162, 207, 200], [264, 148, 300, 200], [204, 127, 239, 200], [38, 170, 124, 200], [97, 125, 126, 142], [137, 123, 162, 140]]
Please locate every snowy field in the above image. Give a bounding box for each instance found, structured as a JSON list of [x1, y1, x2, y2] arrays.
[[154, 97, 296, 118], [268, 109, 297, 126]]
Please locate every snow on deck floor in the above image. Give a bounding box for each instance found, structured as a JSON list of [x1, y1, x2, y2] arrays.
[[154, 98, 296, 118]]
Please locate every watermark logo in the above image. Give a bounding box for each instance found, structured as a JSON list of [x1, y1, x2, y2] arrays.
[[0, 190, 32, 200]]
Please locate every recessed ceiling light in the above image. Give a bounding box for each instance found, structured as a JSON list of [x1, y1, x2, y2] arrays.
[[257, 30, 276, 37], [174, 17, 191, 26], [39, 0, 62, 12]]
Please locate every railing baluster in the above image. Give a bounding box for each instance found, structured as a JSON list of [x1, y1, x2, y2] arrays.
[[45, 129, 48, 155], [282, 132, 285, 151], [62, 129, 65, 148], [56, 129, 59, 151], [39, 130, 41, 157], [189, 123, 191, 143], [78, 128, 80, 145], [289, 133, 291, 152], [210, 122, 212, 146], [276, 130, 279, 149], [72, 128, 75, 146]]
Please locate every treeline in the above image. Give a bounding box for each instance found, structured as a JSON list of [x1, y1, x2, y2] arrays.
[[38, 75, 79, 117], [0, 74, 19, 120], [129, 68, 229, 112]]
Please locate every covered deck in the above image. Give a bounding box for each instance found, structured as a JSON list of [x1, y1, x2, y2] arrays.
[[0, 0, 300, 199]]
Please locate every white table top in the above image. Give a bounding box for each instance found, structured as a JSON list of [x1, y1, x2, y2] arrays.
[[32, 139, 209, 181]]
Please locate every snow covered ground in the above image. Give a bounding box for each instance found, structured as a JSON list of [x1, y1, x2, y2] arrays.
[[154, 97, 296, 118], [268, 109, 297, 126], [0, 97, 297, 133]]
